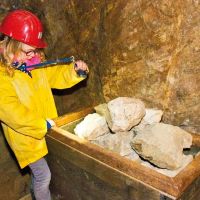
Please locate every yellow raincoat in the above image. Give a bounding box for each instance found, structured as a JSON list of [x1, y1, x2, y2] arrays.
[[0, 63, 85, 168]]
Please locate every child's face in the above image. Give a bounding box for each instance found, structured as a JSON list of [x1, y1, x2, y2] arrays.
[[17, 43, 38, 62]]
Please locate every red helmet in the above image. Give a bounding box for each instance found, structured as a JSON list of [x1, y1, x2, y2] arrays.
[[0, 10, 47, 48]]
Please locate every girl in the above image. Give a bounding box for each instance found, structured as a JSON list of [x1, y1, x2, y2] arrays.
[[0, 9, 89, 200]]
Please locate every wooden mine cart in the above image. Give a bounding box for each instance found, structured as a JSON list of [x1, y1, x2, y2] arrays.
[[46, 107, 200, 200]]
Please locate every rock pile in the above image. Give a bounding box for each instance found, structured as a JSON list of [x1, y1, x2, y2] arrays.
[[74, 97, 194, 176]]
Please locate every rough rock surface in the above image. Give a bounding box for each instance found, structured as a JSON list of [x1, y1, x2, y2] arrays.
[[141, 155, 193, 177], [92, 131, 139, 160], [141, 108, 163, 125], [107, 97, 145, 132], [94, 103, 113, 128], [97, 0, 200, 133], [131, 123, 193, 169], [133, 108, 163, 132], [0, 0, 199, 132], [74, 113, 110, 140]]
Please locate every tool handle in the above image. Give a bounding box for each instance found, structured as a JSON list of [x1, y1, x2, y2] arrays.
[[26, 56, 75, 69], [12, 56, 87, 78]]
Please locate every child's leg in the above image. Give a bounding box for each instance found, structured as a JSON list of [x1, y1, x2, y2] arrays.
[[29, 157, 51, 200]]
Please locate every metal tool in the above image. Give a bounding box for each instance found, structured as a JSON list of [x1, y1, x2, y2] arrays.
[[12, 56, 87, 78]]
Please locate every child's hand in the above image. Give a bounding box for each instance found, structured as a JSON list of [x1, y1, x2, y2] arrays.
[[74, 60, 89, 77]]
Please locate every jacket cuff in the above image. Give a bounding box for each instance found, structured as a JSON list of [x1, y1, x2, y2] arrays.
[[46, 119, 55, 129]]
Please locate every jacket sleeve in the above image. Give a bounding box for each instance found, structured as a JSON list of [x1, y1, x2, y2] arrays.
[[45, 62, 85, 89], [0, 80, 47, 139]]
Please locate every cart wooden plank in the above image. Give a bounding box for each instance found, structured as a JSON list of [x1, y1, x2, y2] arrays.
[[47, 108, 200, 200]]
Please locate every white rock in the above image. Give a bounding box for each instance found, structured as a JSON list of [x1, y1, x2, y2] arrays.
[[133, 108, 163, 132], [94, 103, 113, 128], [141, 155, 193, 177], [142, 108, 163, 124], [131, 123, 193, 170], [74, 113, 110, 140], [92, 131, 139, 160], [108, 97, 145, 132]]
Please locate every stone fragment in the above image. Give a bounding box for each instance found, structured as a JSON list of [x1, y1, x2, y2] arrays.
[[125, 150, 140, 161], [131, 123, 193, 170], [94, 103, 113, 128], [92, 131, 139, 160], [141, 155, 193, 177], [107, 97, 145, 132], [133, 108, 163, 132], [74, 113, 110, 140], [142, 108, 163, 125]]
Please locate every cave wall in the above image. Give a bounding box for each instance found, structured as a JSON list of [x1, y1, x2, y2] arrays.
[[97, 0, 200, 133], [1, 0, 199, 132], [1, 0, 199, 133]]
